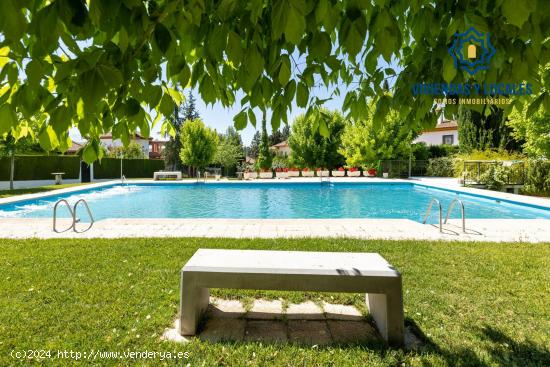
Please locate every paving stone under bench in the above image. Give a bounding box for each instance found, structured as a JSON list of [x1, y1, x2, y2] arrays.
[[208, 298, 246, 319], [288, 320, 332, 346], [244, 320, 288, 343], [327, 320, 379, 344], [285, 301, 325, 320], [199, 318, 246, 342], [322, 302, 364, 321], [247, 299, 284, 320]]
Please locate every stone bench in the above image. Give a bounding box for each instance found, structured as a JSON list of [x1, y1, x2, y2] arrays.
[[179, 249, 405, 346], [153, 171, 182, 180]]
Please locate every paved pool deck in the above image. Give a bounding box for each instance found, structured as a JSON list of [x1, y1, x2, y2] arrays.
[[0, 177, 549, 243]]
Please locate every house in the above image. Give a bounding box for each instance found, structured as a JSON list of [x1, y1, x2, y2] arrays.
[[414, 119, 458, 146], [149, 140, 167, 159], [100, 133, 152, 156], [65, 141, 83, 155], [270, 140, 291, 156]]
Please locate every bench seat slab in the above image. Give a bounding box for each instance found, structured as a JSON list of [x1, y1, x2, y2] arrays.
[[180, 249, 404, 346]]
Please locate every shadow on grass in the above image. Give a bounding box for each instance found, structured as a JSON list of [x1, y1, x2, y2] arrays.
[[477, 325, 550, 366], [405, 318, 489, 367], [407, 319, 550, 367]]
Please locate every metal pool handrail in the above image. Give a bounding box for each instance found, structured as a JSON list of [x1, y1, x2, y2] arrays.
[[422, 198, 442, 233], [72, 199, 95, 233], [52, 199, 95, 233], [53, 199, 75, 233], [444, 198, 466, 233]]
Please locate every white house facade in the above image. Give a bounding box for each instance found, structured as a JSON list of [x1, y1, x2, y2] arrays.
[[414, 120, 458, 146], [100, 134, 152, 156]]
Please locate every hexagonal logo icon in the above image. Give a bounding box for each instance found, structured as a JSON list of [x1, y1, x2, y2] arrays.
[[448, 27, 496, 75]]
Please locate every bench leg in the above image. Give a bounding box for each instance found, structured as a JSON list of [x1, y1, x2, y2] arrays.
[[179, 273, 210, 336], [366, 284, 404, 347]]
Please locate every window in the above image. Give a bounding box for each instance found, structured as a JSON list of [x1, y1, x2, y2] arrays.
[[442, 134, 454, 145]]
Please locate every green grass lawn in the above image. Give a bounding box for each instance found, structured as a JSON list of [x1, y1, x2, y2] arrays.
[[1, 238, 549, 366], [0, 183, 91, 199]]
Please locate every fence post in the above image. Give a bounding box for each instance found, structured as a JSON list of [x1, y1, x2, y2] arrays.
[[408, 154, 412, 178]]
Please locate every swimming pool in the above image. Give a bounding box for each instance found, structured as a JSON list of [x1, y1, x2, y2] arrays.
[[1, 182, 549, 222]]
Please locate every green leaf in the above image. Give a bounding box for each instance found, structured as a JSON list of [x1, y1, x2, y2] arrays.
[[0, 46, 10, 71], [443, 56, 456, 83], [247, 109, 257, 127], [0, 0, 27, 41], [117, 27, 129, 53], [318, 118, 329, 138], [178, 64, 191, 87], [154, 23, 172, 54], [526, 92, 544, 116], [342, 19, 363, 58], [50, 106, 72, 135], [165, 87, 184, 106], [297, 82, 309, 107], [159, 93, 176, 118], [125, 98, 141, 117], [284, 1, 306, 44], [373, 95, 390, 130], [26, 60, 43, 86], [0, 103, 17, 135], [271, 0, 287, 40], [79, 69, 107, 107], [501, 0, 535, 28], [233, 110, 248, 130], [315, 0, 329, 23], [76, 98, 85, 120], [200, 75, 216, 104], [161, 119, 176, 138], [278, 55, 291, 86], [244, 47, 264, 90], [142, 85, 162, 109], [226, 31, 243, 65], [96, 64, 123, 88], [81, 141, 99, 164], [309, 32, 331, 60], [38, 125, 59, 151]]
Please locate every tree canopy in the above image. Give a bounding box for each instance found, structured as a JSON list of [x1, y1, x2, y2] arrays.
[[288, 109, 345, 169], [179, 119, 218, 172], [507, 105, 550, 158], [0, 1, 548, 162], [339, 102, 416, 168]]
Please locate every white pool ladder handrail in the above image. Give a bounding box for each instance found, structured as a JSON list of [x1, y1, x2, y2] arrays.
[[422, 198, 442, 233], [444, 198, 466, 233], [53, 199, 75, 233]]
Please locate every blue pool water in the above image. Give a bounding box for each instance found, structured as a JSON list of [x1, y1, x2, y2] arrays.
[[0, 182, 549, 222]]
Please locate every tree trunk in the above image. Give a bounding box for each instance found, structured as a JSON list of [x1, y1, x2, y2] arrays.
[[9, 152, 14, 190]]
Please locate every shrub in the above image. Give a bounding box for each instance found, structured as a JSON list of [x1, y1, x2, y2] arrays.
[[426, 157, 455, 177], [523, 160, 550, 196], [428, 144, 459, 158], [271, 154, 288, 170], [94, 158, 164, 179], [0, 155, 80, 180], [478, 164, 507, 190]]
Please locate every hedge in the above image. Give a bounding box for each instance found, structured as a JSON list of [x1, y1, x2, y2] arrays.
[[93, 158, 165, 179], [0, 155, 80, 181]]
